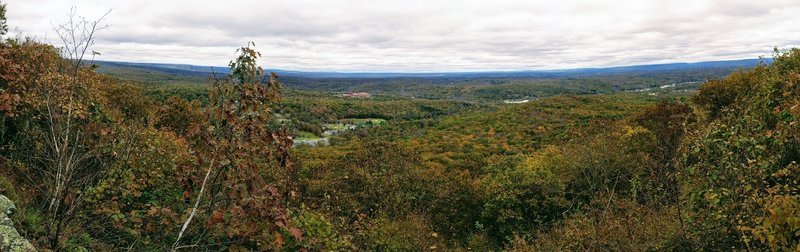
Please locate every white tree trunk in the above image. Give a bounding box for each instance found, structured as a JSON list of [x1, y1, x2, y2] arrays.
[[171, 159, 214, 252]]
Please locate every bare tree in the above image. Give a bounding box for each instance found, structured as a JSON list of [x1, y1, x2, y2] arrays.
[[34, 6, 111, 249], [52, 6, 110, 70]]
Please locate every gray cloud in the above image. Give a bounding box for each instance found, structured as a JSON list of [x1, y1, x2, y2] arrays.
[[3, 0, 799, 72]]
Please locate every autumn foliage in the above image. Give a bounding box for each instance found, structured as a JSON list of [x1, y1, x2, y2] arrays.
[[1, 4, 799, 251]]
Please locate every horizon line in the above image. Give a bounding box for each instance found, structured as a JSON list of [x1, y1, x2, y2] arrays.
[[94, 57, 771, 75]]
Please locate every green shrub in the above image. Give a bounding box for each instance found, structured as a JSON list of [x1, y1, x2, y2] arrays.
[[357, 215, 445, 251], [16, 206, 45, 245], [0, 175, 17, 202], [681, 48, 800, 250], [519, 196, 687, 251], [284, 207, 351, 251], [478, 154, 568, 245]]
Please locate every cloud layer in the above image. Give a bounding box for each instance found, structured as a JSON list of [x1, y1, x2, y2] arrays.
[[4, 0, 800, 72]]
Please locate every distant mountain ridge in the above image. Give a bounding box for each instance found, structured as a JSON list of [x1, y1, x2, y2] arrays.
[[94, 58, 770, 79]]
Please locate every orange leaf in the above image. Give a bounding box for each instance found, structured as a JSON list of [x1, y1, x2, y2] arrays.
[[274, 232, 285, 247], [289, 226, 303, 240]]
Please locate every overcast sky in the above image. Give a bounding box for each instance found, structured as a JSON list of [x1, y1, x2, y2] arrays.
[[4, 0, 800, 72]]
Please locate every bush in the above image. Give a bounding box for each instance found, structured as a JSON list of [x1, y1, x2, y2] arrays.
[[0, 175, 17, 202], [356, 215, 445, 251], [284, 207, 351, 251], [519, 196, 687, 251], [693, 68, 765, 118], [742, 164, 800, 250], [478, 154, 568, 245], [83, 127, 189, 249], [681, 48, 800, 250]]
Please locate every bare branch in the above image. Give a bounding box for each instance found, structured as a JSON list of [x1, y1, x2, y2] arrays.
[[172, 158, 216, 252], [51, 6, 111, 71]]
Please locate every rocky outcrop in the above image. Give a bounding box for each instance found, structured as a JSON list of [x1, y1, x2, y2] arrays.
[[0, 195, 36, 251]]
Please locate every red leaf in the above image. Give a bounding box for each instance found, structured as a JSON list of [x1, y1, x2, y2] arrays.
[[289, 227, 303, 240], [207, 210, 224, 226]]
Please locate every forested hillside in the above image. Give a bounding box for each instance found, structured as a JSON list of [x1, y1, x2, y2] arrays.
[[1, 2, 799, 251], [97, 60, 750, 102]]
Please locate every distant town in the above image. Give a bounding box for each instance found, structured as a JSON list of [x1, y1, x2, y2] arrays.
[[337, 92, 371, 98]]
